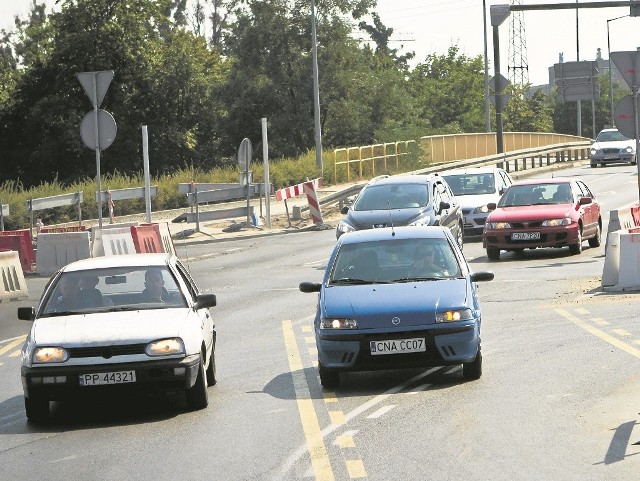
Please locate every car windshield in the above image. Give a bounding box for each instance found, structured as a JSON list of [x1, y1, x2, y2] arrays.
[[443, 173, 496, 196], [596, 130, 629, 142], [40, 266, 187, 315], [498, 183, 574, 207], [329, 238, 461, 284], [352, 183, 429, 210]]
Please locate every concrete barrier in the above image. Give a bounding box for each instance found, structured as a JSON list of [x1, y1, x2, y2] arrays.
[[605, 208, 635, 252], [0, 251, 29, 302], [92, 227, 137, 257], [602, 229, 640, 292], [131, 224, 163, 253], [0, 230, 36, 273], [36, 232, 91, 276], [152, 222, 175, 255], [601, 230, 621, 289]]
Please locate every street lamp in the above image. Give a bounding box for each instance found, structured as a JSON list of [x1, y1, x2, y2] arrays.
[[607, 14, 629, 126]]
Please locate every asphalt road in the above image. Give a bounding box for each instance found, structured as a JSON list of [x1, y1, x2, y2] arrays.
[[1, 162, 640, 480]]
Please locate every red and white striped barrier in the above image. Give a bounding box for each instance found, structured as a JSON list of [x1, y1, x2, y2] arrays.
[[303, 181, 323, 225], [275, 178, 323, 201]]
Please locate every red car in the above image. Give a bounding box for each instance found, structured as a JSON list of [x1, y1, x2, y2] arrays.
[[482, 178, 601, 260]]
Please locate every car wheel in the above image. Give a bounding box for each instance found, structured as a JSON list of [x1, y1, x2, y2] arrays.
[[206, 345, 217, 387], [590, 163, 597, 168], [319, 364, 340, 389], [486, 247, 500, 261], [569, 227, 583, 255], [588, 222, 602, 248], [463, 350, 482, 380], [186, 356, 209, 410], [25, 395, 49, 423]]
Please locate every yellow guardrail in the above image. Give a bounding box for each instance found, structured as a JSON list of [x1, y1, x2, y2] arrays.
[[333, 132, 591, 181]]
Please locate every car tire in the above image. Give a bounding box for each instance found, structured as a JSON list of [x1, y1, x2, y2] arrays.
[[186, 356, 209, 410], [486, 247, 500, 261], [463, 350, 482, 380], [569, 227, 583, 255], [25, 395, 49, 423], [206, 345, 217, 387], [590, 163, 597, 168], [588, 222, 602, 248], [319, 364, 340, 389]]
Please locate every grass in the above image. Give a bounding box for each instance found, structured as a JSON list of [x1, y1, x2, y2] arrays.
[[0, 143, 426, 231]]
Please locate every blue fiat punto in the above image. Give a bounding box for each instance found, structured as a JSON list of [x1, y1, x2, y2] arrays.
[[299, 226, 494, 388]]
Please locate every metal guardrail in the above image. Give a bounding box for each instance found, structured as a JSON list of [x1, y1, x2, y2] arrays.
[[308, 141, 591, 214], [333, 141, 416, 182]]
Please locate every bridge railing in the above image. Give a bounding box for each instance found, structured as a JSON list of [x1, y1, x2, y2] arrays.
[[332, 132, 591, 181]]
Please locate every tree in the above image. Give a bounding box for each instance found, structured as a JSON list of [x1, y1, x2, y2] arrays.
[[503, 84, 553, 132]]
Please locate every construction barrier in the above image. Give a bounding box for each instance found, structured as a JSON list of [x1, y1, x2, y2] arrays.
[[92, 227, 136, 257], [275, 178, 323, 201], [605, 207, 636, 252], [0, 230, 36, 273], [131, 224, 163, 253], [602, 229, 640, 291], [303, 181, 323, 225], [0, 250, 29, 302], [151, 222, 175, 255], [35, 232, 91, 276], [40, 225, 87, 234]]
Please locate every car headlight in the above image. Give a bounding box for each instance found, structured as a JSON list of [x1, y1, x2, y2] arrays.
[[436, 309, 473, 323], [337, 220, 355, 234], [473, 205, 490, 214], [33, 347, 69, 364], [486, 221, 511, 229], [626, 146, 634, 153], [145, 338, 185, 356], [590, 148, 598, 155], [320, 318, 358, 329], [542, 218, 572, 227], [408, 215, 432, 227]]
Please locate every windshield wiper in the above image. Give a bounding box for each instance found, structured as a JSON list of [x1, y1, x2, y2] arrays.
[[42, 310, 86, 317], [330, 278, 383, 285], [392, 277, 443, 283]]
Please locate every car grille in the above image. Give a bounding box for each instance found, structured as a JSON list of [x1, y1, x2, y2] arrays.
[[509, 221, 543, 228], [68, 344, 147, 358], [601, 148, 622, 154]]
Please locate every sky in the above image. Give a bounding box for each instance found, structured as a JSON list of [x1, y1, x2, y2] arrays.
[[1, 0, 638, 86]]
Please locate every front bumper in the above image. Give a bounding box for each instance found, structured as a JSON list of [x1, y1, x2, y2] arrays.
[[483, 224, 579, 250], [21, 354, 200, 401], [590, 152, 635, 164], [316, 322, 479, 372], [462, 212, 488, 236]]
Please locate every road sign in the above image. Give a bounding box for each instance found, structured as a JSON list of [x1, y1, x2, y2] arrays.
[[490, 4, 510, 26], [238, 138, 252, 171], [554, 61, 599, 102], [614, 95, 638, 139], [489, 74, 510, 93], [77, 71, 114, 107], [80, 109, 117, 150], [610, 51, 640, 91]]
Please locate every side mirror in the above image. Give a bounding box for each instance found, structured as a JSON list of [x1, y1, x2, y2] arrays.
[[470, 271, 495, 282], [340, 206, 349, 215], [18, 306, 35, 321], [194, 293, 217, 309], [579, 196, 592, 206], [439, 201, 450, 212], [487, 202, 497, 211], [299, 282, 321, 293]]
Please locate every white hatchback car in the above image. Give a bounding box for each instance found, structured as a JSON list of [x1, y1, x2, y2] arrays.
[[441, 167, 513, 236], [589, 128, 637, 167], [18, 253, 217, 423]]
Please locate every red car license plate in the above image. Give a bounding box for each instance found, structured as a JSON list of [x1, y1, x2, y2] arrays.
[[511, 232, 540, 241]]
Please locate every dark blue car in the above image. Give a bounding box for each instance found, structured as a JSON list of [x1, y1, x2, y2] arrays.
[[300, 226, 494, 388]]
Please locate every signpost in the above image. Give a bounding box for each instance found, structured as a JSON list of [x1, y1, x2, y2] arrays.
[[611, 51, 640, 200], [238, 138, 253, 223], [77, 70, 116, 229]]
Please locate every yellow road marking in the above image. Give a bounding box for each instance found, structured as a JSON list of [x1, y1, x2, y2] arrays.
[[0, 337, 25, 356], [556, 309, 640, 359], [302, 326, 312, 333], [336, 434, 355, 448], [590, 317, 609, 325], [329, 411, 345, 426], [574, 308, 590, 315], [308, 347, 318, 356], [9, 350, 21, 357], [323, 392, 338, 403], [282, 320, 335, 481], [613, 328, 632, 337], [305, 337, 315, 344], [346, 460, 367, 478]]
